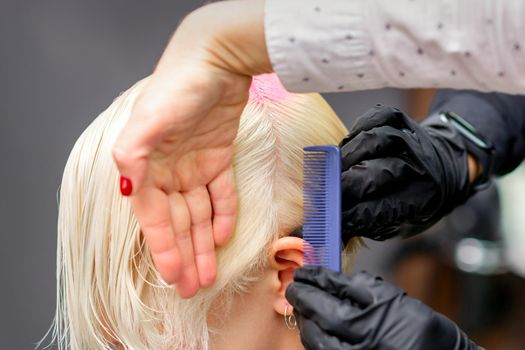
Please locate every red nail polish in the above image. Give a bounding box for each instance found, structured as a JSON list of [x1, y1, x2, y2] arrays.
[[120, 176, 133, 196]]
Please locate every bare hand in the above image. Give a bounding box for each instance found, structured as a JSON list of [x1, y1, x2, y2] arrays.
[[112, 0, 270, 297]]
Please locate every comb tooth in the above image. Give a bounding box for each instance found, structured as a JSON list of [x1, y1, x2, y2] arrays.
[[302, 146, 341, 271]]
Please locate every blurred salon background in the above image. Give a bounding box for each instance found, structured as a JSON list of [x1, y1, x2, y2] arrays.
[[1, 1, 524, 349]]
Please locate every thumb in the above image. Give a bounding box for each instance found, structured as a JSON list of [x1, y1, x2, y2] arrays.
[[112, 99, 162, 195]]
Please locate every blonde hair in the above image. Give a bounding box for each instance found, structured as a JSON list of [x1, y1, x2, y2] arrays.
[[46, 74, 356, 349]]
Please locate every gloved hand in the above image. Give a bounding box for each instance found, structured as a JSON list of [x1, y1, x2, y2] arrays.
[[340, 105, 473, 241], [286, 266, 483, 350]]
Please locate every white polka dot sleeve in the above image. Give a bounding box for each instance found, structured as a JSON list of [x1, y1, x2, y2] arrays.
[[265, 0, 525, 94]]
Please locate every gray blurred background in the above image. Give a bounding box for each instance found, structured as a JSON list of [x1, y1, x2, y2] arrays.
[[0, 1, 409, 348]]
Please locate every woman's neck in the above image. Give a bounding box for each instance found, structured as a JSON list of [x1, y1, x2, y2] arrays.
[[208, 272, 303, 350]]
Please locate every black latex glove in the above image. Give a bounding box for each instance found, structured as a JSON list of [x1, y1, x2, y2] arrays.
[[286, 266, 483, 350], [340, 105, 473, 241]]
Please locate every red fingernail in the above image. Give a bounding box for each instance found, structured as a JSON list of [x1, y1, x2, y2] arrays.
[[120, 176, 133, 196]]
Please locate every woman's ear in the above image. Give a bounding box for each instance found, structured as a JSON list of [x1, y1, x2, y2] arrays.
[[268, 236, 304, 316]]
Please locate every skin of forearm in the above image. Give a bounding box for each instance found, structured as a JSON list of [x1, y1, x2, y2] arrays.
[[166, 0, 272, 77], [467, 153, 481, 184]]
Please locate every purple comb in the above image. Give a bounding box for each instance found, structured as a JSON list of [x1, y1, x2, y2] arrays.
[[302, 145, 341, 272]]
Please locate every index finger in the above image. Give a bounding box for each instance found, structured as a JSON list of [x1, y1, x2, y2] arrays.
[[286, 281, 362, 339], [131, 186, 181, 285], [293, 267, 373, 306], [341, 126, 409, 170]]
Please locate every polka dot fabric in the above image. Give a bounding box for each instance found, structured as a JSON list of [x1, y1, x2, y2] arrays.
[[265, 0, 525, 94]]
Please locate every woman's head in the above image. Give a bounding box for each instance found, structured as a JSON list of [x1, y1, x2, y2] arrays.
[[52, 74, 357, 349]]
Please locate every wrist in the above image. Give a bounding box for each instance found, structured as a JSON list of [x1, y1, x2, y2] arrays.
[[467, 153, 481, 184], [186, 0, 272, 76]]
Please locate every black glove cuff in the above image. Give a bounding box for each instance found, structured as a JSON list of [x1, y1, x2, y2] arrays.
[[455, 326, 485, 350], [421, 114, 472, 208]]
